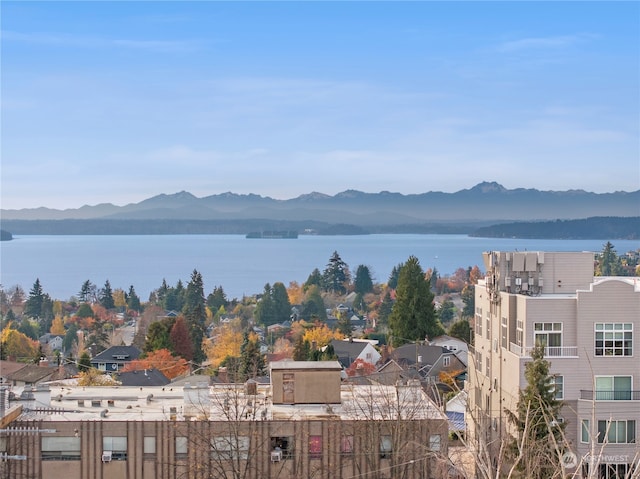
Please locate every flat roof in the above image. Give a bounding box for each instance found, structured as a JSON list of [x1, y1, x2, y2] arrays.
[[270, 361, 341, 370]]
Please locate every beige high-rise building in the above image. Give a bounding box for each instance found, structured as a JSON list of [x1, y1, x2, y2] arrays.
[[469, 251, 639, 479]]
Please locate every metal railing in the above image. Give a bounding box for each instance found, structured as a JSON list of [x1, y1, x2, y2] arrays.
[[580, 390, 640, 401], [508, 343, 578, 357]]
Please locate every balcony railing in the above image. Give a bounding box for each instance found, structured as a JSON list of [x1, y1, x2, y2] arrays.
[[509, 343, 578, 358], [580, 390, 640, 401]]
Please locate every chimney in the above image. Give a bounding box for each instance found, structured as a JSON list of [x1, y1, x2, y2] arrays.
[[39, 358, 49, 367], [218, 367, 228, 383]]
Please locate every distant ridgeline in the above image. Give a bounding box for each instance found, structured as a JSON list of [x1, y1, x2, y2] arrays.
[[246, 230, 298, 239], [0, 229, 12, 241], [470, 217, 640, 240]]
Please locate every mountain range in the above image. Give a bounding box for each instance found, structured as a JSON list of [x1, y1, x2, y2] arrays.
[[2, 182, 638, 226]]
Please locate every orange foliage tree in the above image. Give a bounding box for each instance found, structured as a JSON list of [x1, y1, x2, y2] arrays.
[[205, 322, 244, 369], [286, 281, 304, 305], [121, 348, 188, 380], [303, 322, 344, 348], [0, 328, 39, 361], [345, 358, 376, 377], [50, 315, 66, 335]]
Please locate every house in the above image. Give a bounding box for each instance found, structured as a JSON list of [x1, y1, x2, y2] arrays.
[[117, 368, 170, 387], [38, 334, 64, 352], [390, 343, 466, 385], [328, 339, 381, 369], [470, 250, 640, 478], [430, 334, 469, 367], [5, 364, 57, 387], [0, 360, 28, 385], [2, 363, 449, 479], [90, 345, 141, 372]]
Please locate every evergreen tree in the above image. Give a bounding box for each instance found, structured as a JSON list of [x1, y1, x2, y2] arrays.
[[156, 279, 170, 308], [377, 290, 394, 327], [78, 350, 91, 372], [206, 286, 228, 313], [337, 313, 353, 337], [352, 292, 366, 314], [388, 256, 444, 346], [301, 285, 327, 321], [271, 282, 292, 324], [126, 285, 142, 312], [387, 263, 403, 290], [254, 283, 275, 326], [303, 268, 324, 292], [78, 280, 96, 303], [99, 280, 115, 310], [24, 278, 45, 320], [507, 344, 566, 478], [17, 318, 39, 340], [461, 285, 475, 318], [239, 332, 265, 380], [597, 241, 621, 276], [293, 336, 311, 361], [183, 270, 207, 363], [438, 298, 456, 324], [144, 319, 173, 353], [448, 319, 472, 344], [63, 323, 79, 353], [354, 265, 374, 295], [322, 251, 350, 294]]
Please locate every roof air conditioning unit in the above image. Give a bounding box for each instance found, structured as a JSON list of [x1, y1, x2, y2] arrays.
[[270, 450, 282, 462], [102, 451, 112, 463]]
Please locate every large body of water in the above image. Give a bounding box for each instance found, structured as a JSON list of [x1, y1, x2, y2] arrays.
[[1, 235, 638, 301]]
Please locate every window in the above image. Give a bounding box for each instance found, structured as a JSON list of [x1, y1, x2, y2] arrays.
[[485, 314, 490, 340], [308, 436, 322, 459], [595, 323, 632, 356], [41, 437, 81, 461], [175, 437, 188, 458], [270, 436, 294, 459], [581, 420, 590, 443], [103, 436, 127, 461], [485, 356, 490, 378], [340, 436, 354, 455], [443, 356, 451, 367], [211, 436, 249, 460], [475, 352, 482, 372], [143, 437, 156, 455], [534, 323, 562, 354], [597, 420, 636, 444], [380, 436, 393, 459], [429, 434, 441, 452], [475, 314, 482, 336], [516, 320, 523, 347], [595, 376, 632, 400], [501, 317, 508, 349], [552, 376, 564, 400]]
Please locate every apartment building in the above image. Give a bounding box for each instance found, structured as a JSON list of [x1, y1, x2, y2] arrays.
[[0, 361, 449, 479], [468, 251, 639, 479]]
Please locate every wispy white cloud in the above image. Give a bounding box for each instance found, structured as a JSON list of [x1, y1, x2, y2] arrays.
[[497, 34, 596, 52], [1, 30, 199, 53]]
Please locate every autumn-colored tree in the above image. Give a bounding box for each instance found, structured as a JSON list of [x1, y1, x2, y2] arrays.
[[346, 358, 377, 377], [272, 337, 294, 360], [170, 316, 193, 361], [50, 315, 66, 335], [0, 328, 39, 361], [122, 348, 189, 379], [205, 322, 244, 369], [302, 322, 344, 348], [113, 288, 127, 310], [77, 368, 120, 386], [287, 281, 304, 305]]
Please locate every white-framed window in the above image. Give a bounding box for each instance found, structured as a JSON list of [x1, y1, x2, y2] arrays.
[[475, 352, 482, 372], [534, 323, 562, 353], [143, 436, 156, 455], [429, 434, 441, 451], [211, 436, 249, 460], [175, 437, 188, 458], [595, 323, 633, 356], [485, 314, 491, 340], [475, 314, 482, 336], [597, 420, 636, 444], [516, 320, 523, 347], [103, 436, 127, 461], [595, 376, 632, 400], [581, 419, 590, 443], [485, 356, 490, 378], [552, 375, 564, 400], [443, 356, 451, 367], [42, 437, 81, 461]]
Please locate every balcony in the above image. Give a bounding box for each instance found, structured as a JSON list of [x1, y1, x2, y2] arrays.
[[509, 343, 578, 358], [580, 390, 640, 401]]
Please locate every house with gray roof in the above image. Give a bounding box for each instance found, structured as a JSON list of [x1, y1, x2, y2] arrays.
[[90, 345, 141, 372]]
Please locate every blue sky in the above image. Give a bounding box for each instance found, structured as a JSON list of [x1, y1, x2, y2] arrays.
[[2, 1, 639, 209]]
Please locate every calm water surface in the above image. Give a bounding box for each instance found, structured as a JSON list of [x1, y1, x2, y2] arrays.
[[1, 235, 638, 301]]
